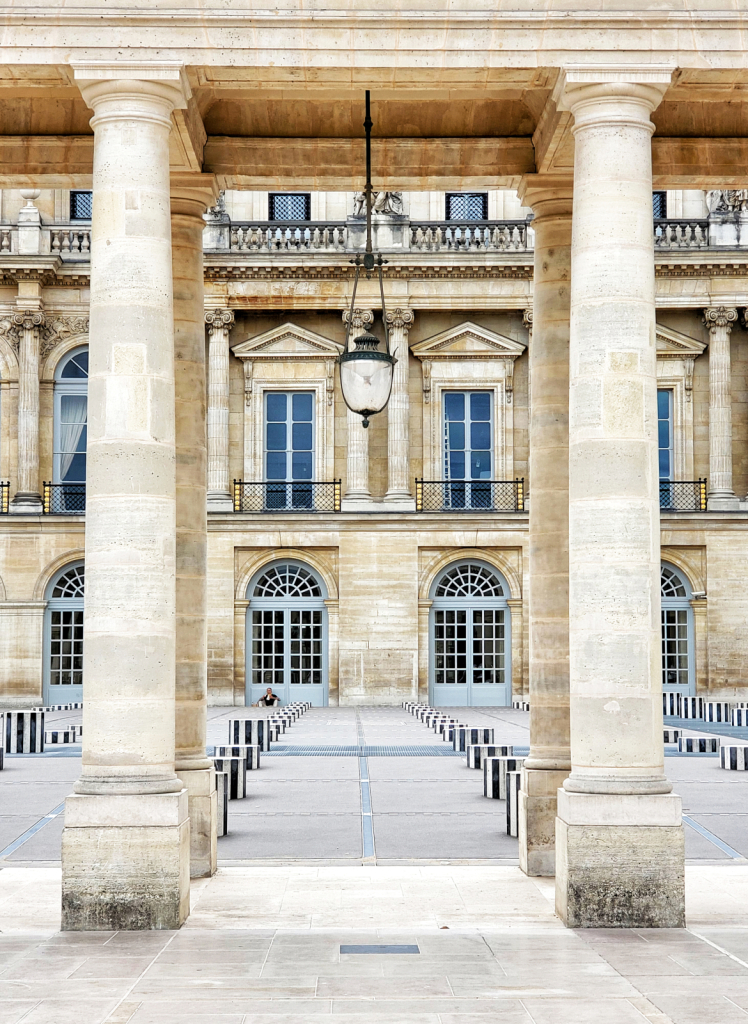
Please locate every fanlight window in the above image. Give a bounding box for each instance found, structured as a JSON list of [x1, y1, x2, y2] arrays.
[[51, 565, 85, 598], [253, 563, 322, 599], [59, 350, 88, 379], [435, 562, 504, 598], [661, 566, 687, 599]]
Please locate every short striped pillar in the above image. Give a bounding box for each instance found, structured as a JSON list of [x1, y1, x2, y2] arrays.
[[215, 771, 229, 836], [442, 723, 467, 743], [679, 696, 705, 720], [662, 692, 679, 717], [506, 770, 522, 836], [452, 727, 494, 753], [436, 719, 459, 736], [268, 717, 287, 733], [483, 756, 526, 799], [511, 700, 530, 711], [45, 728, 81, 745], [721, 746, 748, 770], [5, 711, 44, 753], [466, 744, 513, 770], [216, 745, 261, 770], [663, 729, 681, 744], [732, 708, 748, 727], [705, 701, 732, 723], [228, 719, 272, 751], [212, 756, 247, 798], [678, 736, 719, 754], [0, 714, 4, 769]]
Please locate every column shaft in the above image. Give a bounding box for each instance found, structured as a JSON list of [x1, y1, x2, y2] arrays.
[[343, 309, 373, 500], [205, 309, 234, 510], [556, 71, 684, 928], [704, 306, 738, 509], [517, 181, 572, 876], [62, 66, 191, 930], [384, 308, 414, 503], [10, 311, 43, 512], [172, 178, 218, 878]]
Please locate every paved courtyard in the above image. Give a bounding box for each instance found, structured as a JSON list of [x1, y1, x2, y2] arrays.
[[3, 707, 748, 1022]]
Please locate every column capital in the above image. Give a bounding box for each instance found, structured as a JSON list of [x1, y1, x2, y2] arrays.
[[170, 174, 220, 219], [12, 310, 45, 332], [517, 175, 573, 213], [385, 307, 414, 332], [558, 66, 672, 130], [703, 306, 738, 333], [342, 308, 374, 332], [72, 61, 191, 125], [523, 308, 533, 332], [204, 308, 234, 331]]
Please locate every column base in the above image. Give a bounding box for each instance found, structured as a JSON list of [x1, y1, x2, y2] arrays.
[[61, 790, 190, 930], [207, 491, 234, 512], [340, 496, 379, 512], [708, 492, 739, 511], [518, 767, 569, 876], [383, 494, 416, 511], [555, 789, 685, 928], [9, 492, 42, 515], [176, 766, 217, 879]]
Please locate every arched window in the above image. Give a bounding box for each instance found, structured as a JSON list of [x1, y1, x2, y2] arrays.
[[661, 562, 694, 696], [246, 561, 328, 707], [54, 347, 88, 486], [429, 559, 511, 707], [44, 561, 84, 703]]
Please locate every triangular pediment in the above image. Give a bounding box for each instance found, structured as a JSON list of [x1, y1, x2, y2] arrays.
[[411, 321, 526, 360], [231, 323, 343, 359], [656, 325, 707, 357]]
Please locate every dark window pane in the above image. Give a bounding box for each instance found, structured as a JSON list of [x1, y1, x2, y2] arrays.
[[449, 452, 465, 479], [292, 422, 313, 451], [471, 451, 491, 479], [658, 419, 670, 449], [657, 389, 670, 418], [61, 453, 86, 482], [266, 393, 287, 421], [266, 452, 286, 480], [653, 191, 667, 218], [266, 422, 286, 451], [470, 392, 491, 421], [659, 450, 671, 477], [61, 352, 88, 378], [471, 422, 491, 450], [292, 452, 313, 480], [447, 422, 465, 451], [292, 393, 313, 421], [444, 393, 465, 420], [70, 191, 92, 220]]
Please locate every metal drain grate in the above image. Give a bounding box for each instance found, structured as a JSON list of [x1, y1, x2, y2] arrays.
[[263, 745, 463, 757], [341, 944, 420, 954]]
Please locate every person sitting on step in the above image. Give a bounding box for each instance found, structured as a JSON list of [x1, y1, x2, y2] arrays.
[[258, 687, 280, 707]]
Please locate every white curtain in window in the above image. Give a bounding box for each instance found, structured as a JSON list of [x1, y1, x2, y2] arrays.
[[59, 395, 87, 480]]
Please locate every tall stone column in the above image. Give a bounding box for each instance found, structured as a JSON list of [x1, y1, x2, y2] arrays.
[[516, 178, 573, 876], [342, 308, 373, 501], [703, 306, 738, 510], [556, 69, 684, 928], [62, 64, 191, 930], [172, 176, 218, 878], [384, 307, 414, 505], [9, 309, 44, 513], [205, 308, 235, 511]]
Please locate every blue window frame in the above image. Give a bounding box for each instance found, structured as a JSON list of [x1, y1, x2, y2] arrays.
[[443, 391, 492, 509], [54, 347, 88, 486], [264, 392, 314, 509], [658, 389, 673, 480]]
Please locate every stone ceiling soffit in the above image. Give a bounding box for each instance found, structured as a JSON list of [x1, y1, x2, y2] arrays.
[[411, 321, 526, 360], [656, 324, 707, 356], [170, 98, 208, 173], [231, 322, 343, 360], [531, 71, 574, 175]]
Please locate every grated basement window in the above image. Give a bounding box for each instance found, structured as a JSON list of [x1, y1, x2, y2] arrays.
[[69, 191, 92, 220], [653, 191, 667, 218], [269, 193, 311, 221], [446, 193, 488, 221]]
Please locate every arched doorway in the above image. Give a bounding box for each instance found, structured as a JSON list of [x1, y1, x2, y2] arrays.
[[429, 559, 511, 707], [246, 561, 328, 707], [661, 562, 695, 700], [44, 561, 85, 705]]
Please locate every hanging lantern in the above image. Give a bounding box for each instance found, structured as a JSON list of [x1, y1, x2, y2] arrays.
[[338, 91, 396, 428]]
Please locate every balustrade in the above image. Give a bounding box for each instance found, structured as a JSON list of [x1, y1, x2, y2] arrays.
[[653, 219, 709, 249], [50, 226, 91, 257], [409, 220, 530, 252], [229, 221, 348, 253]]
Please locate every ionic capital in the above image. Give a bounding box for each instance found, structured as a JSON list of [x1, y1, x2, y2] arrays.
[[703, 306, 738, 334], [385, 308, 414, 333], [204, 308, 235, 332], [12, 311, 45, 334], [343, 308, 374, 332], [523, 308, 533, 331]]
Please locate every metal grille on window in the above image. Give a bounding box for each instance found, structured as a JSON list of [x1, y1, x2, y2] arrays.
[[652, 191, 667, 218], [49, 609, 84, 686], [252, 609, 284, 687], [269, 193, 311, 221], [253, 563, 322, 598], [70, 191, 93, 220], [661, 566, 687, 598], [662, 609, 689, 687], [51, 565, 85, 599], [446, 193, 488, 220], [435, 562, 504, 598], [290, 609, 323, 684]]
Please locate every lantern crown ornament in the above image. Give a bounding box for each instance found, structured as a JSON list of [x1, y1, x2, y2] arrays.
[[338, 91, 396, 428]]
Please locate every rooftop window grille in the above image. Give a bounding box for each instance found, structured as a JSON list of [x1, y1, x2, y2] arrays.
[[653, 191, 667, 218], [269, 194, 311, 221], [70, 191, 93, 221], [446, 193, 488, 221]]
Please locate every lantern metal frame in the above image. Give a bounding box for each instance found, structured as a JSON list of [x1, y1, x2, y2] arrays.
[[338, 90, 397, 428]]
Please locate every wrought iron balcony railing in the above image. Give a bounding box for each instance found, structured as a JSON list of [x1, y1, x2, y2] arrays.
[[416, 479, 525, 513], [659, 479, 707, 512], [0, 481, 8, 514], [43, 483, 86, 514], [233, 480, 341, 513]]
